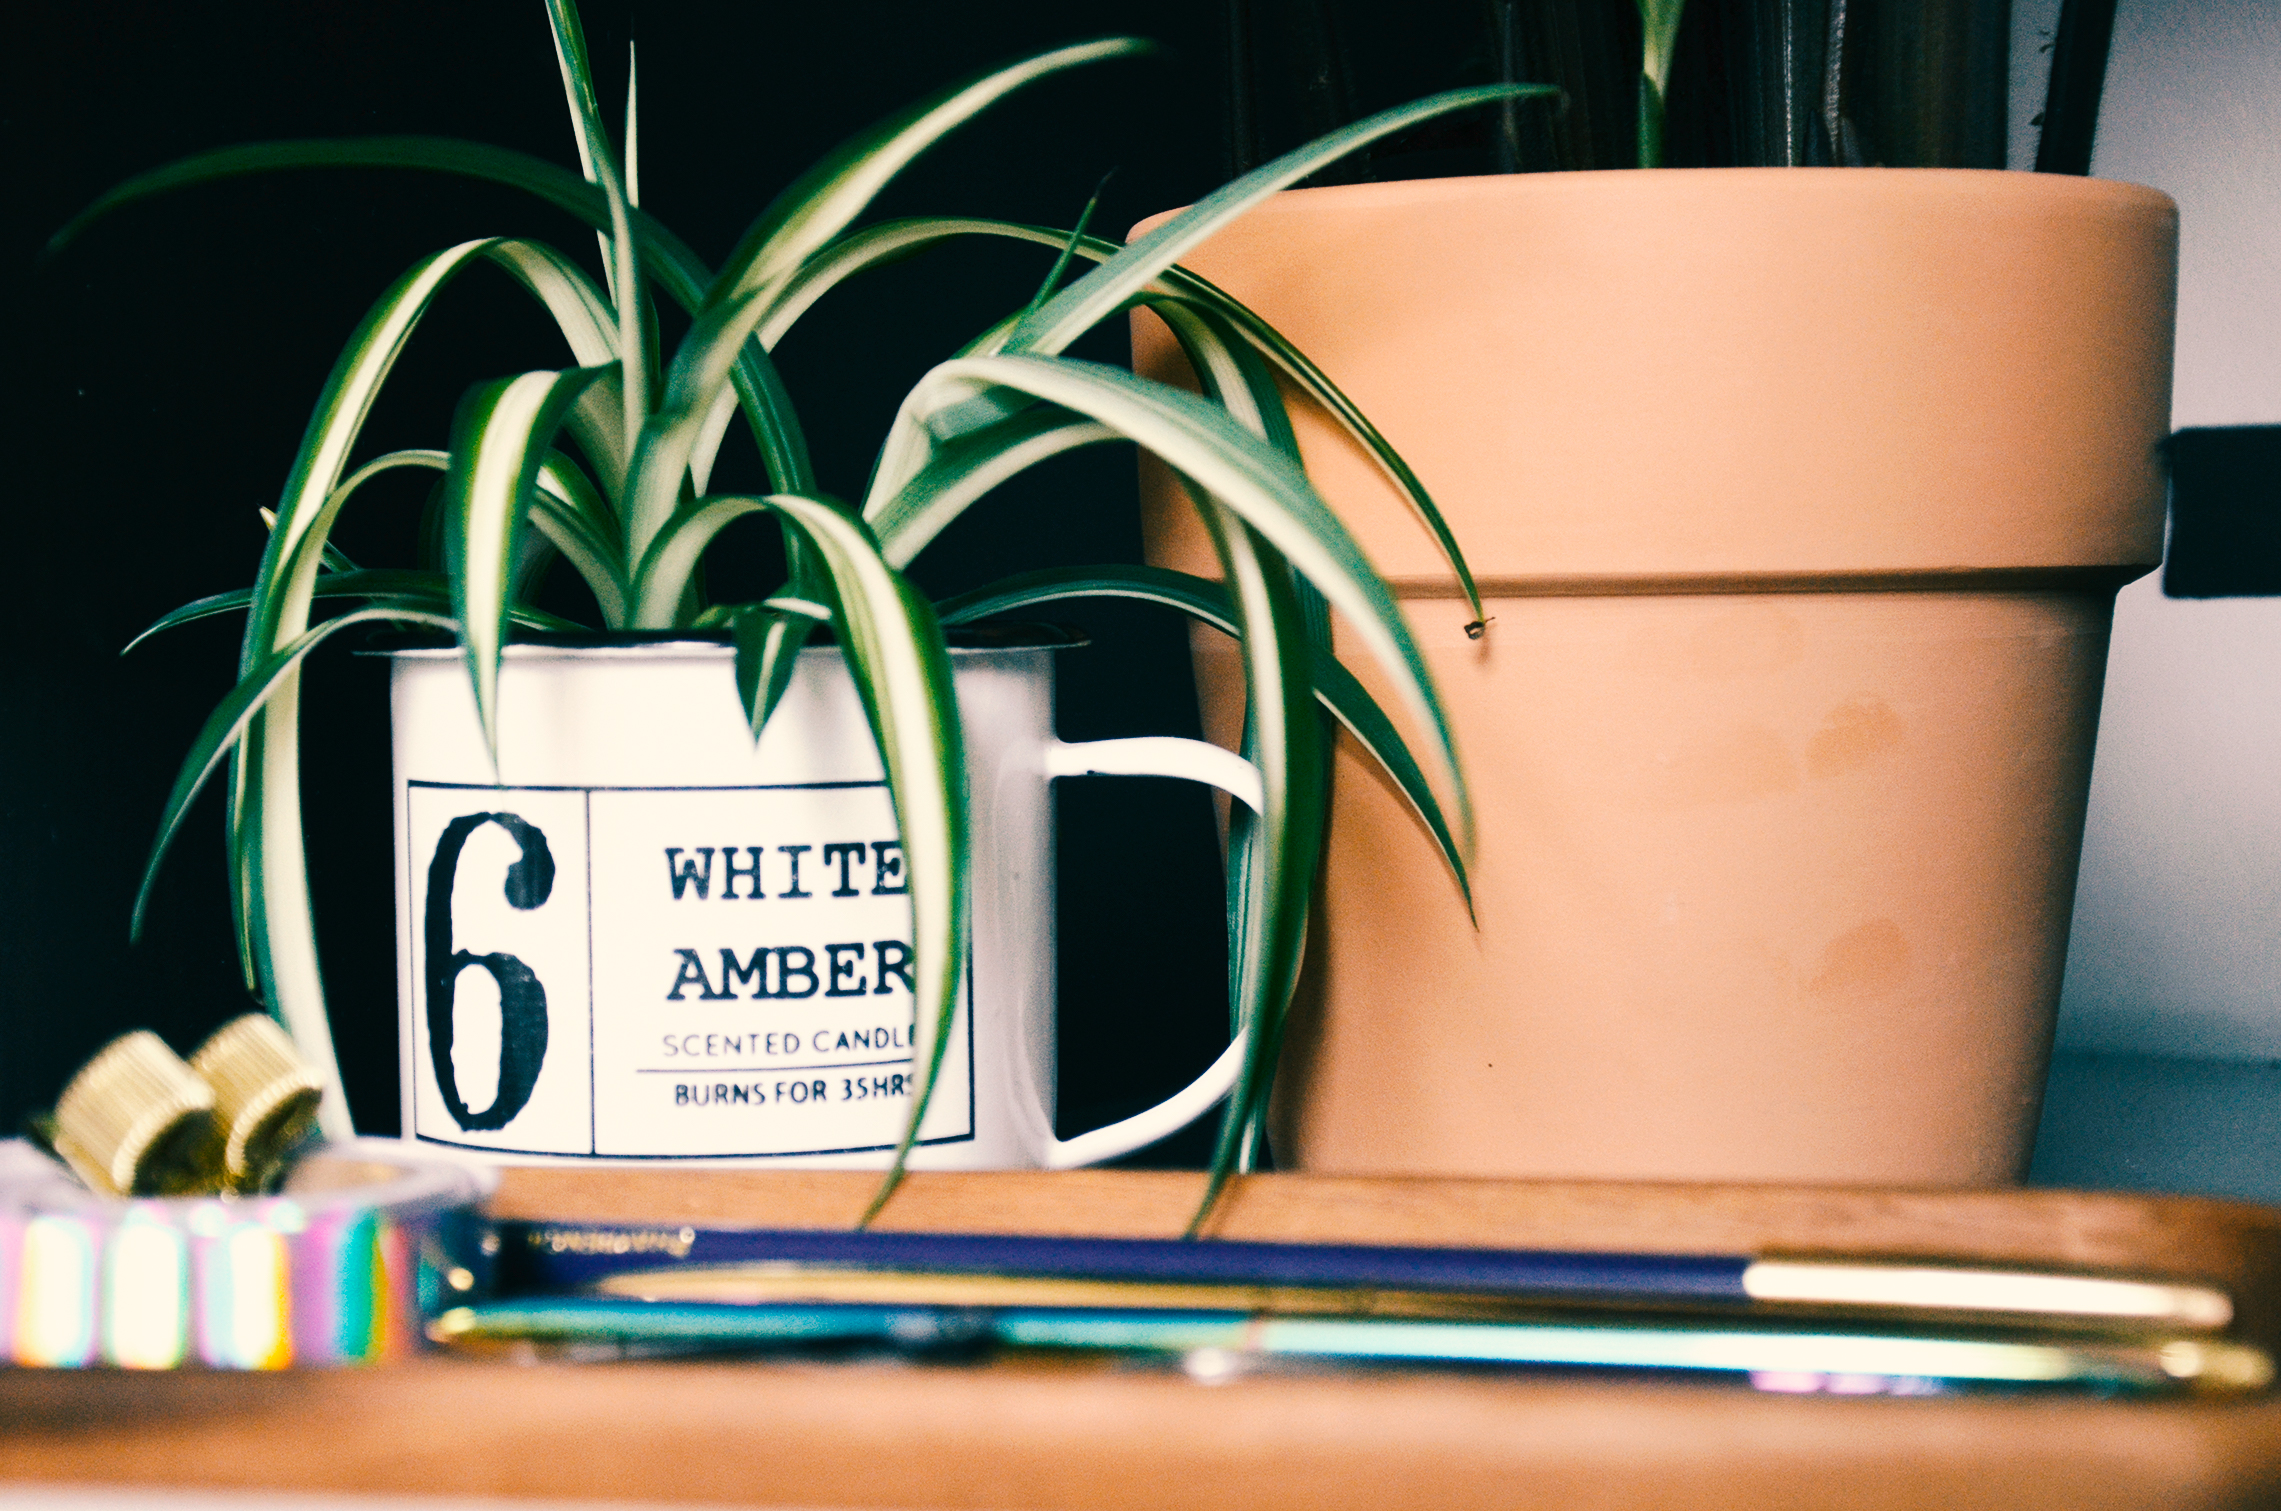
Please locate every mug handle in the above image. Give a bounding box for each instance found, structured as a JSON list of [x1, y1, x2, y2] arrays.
[[1034, 736, 1262, 1170]]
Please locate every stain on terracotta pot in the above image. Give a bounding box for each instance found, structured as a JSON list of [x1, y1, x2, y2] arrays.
[[1808, 698, 1907, 779], [1808, 919, 1913, 1003]]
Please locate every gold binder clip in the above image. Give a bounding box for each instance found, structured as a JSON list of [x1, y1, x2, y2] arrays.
[[190, 1014, 324, 1194], [50, 1031, 221, 1197]]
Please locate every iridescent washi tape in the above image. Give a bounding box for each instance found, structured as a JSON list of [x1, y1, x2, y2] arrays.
[[0, 1137, 490, 1369]]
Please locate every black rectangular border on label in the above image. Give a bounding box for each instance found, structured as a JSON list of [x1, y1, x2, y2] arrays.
[[406, 778, 978, 1158]]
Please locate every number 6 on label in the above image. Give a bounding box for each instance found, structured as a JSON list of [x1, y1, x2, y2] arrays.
[[424, 812, 555, 1132]]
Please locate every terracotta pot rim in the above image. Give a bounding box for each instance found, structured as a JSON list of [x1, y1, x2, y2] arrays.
[[1132, 161, 2175, 580], [1383, 565, 2153, 599], [1131, 166, 2175, 239]]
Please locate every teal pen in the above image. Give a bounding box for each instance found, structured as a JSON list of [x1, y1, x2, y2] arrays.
[[427, 1298, 2273, 1394]]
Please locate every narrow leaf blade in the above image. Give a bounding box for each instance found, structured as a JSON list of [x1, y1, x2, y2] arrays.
[[726, 601, 818, 741], [760, 495, 967, 1220], [763, 215, 1484, 622], [871, 408, 1120, 567], [134, 605, 453, 941], [444, 366, 613, 757], [1003, 85, 1554, 357], [714, 39, 1156, 310], [936, 564, 1465, 907], [891, 354, 1471, 853], [1187, 504, 1325, 1220]]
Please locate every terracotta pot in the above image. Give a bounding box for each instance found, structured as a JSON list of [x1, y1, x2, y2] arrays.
[[1134, 169, 2176, 1185]]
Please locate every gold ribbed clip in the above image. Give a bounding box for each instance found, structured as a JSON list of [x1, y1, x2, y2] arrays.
[[50, 1031, 221, 1197], [189, 1014, 324, 1194]]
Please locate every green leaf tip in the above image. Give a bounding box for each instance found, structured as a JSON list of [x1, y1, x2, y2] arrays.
[[443, 363, 613, 765], [714, 36, 1161, 318], [1003, 81, 1556, 360]]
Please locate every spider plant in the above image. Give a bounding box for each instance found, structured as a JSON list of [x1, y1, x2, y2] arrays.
[[57, 0, 1540, 1215]]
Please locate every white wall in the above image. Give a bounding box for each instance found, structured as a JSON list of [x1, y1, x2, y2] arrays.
[[2050, 0, 2281, 1059], [2009, 0, 2065, 172]]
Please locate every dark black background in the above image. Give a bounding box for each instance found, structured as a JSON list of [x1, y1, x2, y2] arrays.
[[1, 0, 1276, 1154], [10, 0, 2035, 1153]]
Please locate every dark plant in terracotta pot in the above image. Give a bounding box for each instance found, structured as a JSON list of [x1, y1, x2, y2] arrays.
[[1137, 0, 2170, 1185]]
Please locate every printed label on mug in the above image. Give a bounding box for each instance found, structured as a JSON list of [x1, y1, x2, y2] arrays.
[[404, 781, 974, 1158]]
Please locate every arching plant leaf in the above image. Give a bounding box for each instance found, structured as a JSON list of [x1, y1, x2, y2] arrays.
[[874, 353, 1471, 851], [936, 563, 1469, 912], [443, 364, 614, 760]]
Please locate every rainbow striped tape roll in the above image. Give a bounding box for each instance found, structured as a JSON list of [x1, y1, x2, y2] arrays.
[[0, 1138, 491, 1369]]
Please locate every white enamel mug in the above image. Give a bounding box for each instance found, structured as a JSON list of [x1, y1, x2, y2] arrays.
[[386, 630, 1253, 1169]]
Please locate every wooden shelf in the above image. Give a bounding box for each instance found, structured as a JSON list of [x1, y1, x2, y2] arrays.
[[9, 1170, 2281, 1509]]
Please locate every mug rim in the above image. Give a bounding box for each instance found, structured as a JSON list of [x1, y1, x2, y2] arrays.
[[365, 621, 1090, 659]]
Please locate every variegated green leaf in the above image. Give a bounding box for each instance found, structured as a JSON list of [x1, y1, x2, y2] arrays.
[[871, 408, 1119, 569], [238, 700, 316, 1124], [125, 571, 580, 654], [136, 601, 455, 936], [750, 495, 965, 1221], [620, 286, 775, 575], [1148, 277, 1484, 629], [754, 218, 1001, 347], [444, 365, 614, 758], [723, 600, 819, 742], [535, 447, 620, 537], [240, 241, 622, 702], [1221, 733, 1265, 1094], [767, 216, 1486, 624], [138, 603, 455, 1140], [532, 450, 629, 624], [1021, 174, 1112, 317], [627, 492, 772, 626], [875, 354, 1471, 852], [1110, 287, 1338, 1143], [1159, 294, 1342, 1063], [481, 242, 629, 496], [935, 565, 1466, 908], [1185, 333, 1317, 1183], [665, 39, 1150, 511], [265, 448, 446, 605], [639, 187, 1129, 588], [243, 247, 491, 669], [1185, 501, 1324, 1217], [233, 433, 470, 1077], [262, 508, 358, 573], [635, 485, 962, 1119], [545, 0, 646, 448], [49, 138, 813, 498], [1000, 85, 1550, 359], [1153, 300, 1298, 455], [1635, 0, 1687, 166], [624, 41, 641, 208], [711, 39, 1156, 313], [544, 0, 619, 301]]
